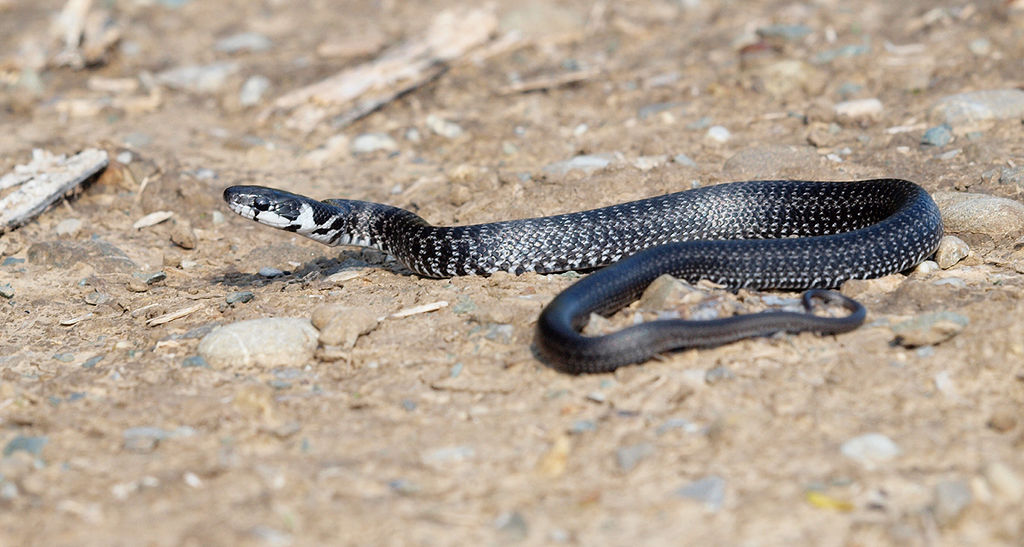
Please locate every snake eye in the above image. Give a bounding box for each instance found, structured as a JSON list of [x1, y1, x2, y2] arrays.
[[253, 196, 272, 211]]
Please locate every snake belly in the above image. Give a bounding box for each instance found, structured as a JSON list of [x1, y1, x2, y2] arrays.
[[223, 179, 943, 373]]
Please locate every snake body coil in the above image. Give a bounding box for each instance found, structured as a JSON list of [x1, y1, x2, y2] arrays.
[[224, 179, 943, 373]]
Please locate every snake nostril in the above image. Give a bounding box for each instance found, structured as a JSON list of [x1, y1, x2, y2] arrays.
[[253, 196, 272, 211]]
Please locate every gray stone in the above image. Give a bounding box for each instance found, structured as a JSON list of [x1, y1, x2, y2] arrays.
[[225, 291, 254, 305], [197, 318, 319, 368], [569, 420, 596, 434], [2, 435, 48, 457], [494, 511, 528, 541], [934, 236, 969, 269], [258, 266, 284, 278], [616, 443, 654, 472], [998, 166, 1024, 185], [157, 62, 240, 93], [757, 24, 812, 41], [812, 43, 869, 64], [705, 366, 734, 384], [215, 32, 272, 54], [350, 133, 398, 155], [0, 283, 12, 299], [673, 153, 697, 167], [891, 312, 968, 347], [931, 191, 1024, 242], [840, 433, 900, 468], [28, 239, 136, 273], [921, 124, 953, 146], [542, 154, 613, 176], [675, 475, 727, 511], [933, 480, 972, 525], [239, 75, 271, 107], [932, 89, 1024, 133]]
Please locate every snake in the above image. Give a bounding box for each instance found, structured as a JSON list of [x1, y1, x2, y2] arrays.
[[223, 179, 943, 374]]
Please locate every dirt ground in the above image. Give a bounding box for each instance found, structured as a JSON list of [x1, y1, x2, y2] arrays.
[[1, 0, 1024, 545]]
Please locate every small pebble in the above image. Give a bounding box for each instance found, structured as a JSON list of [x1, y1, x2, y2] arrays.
[[311, 304, 379, 348], [675, 475, 727, 511], [706, 125, 731, 143], [984, 462, 1024, 502], [932, 89, 1024, 133], [704, 366, 734, 384], [0, 283, 13, 299], [840, 433, 900, 468], [182, 356, 208, 368], [921, 124, 953, 146], [934, 236, 969, 269], [933, 480, 972, 525], [968, 38, 991, 56], [633, 155, 667, 171], [673, 153, 697, 167], [569, 420, 597, 434], [494, 511, 528, 541], [350, 133, 398, 155], [542, 154, 613, 176], [239, 75, 271, 107], [157, 62, 239, 93], [198, 318, 319, 368], [170, 222, 197, 249], [225, 291, 254, 305], [55, 218, 83, 237], [987, 407, 1017, 433], [84, 290, 111, 305], [82, 355, 103, 368], [214, 32, 272, 54], [133, 271, 167, 285], [835, 98, 883, 123], [2, 435, 48, 457], [425, 114, 463, 139], [756, 24, 812, 41], [422, 445, 474, 465], [616, 443, 654, 472], [258, 266, 284, 278], [891, 312, 968, 347], [388, 478, 420, 495]]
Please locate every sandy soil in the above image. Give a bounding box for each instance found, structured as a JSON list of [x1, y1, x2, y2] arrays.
[[1, 0, 1023, 545]]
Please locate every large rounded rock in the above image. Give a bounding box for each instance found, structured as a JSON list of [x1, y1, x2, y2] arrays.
[[198, 317, 318, 368], [932, 191, 1024, 243]]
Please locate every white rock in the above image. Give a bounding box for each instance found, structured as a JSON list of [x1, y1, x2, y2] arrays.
[[350, 133, 398, 155], [706, 125, 731, 142], [840, 433, 900, 468], [197, 317, 318, 368], [239, 75, 271, 107], [934, 235, 969, 269], [835, 98, 883, 121], [425, 114, 463, 139]]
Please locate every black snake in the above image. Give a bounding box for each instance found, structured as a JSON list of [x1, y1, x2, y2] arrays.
[[223, 179, 943, 373]]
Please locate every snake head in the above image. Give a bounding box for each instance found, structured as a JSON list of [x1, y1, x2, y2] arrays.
[[223, 185, 312, 230]]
